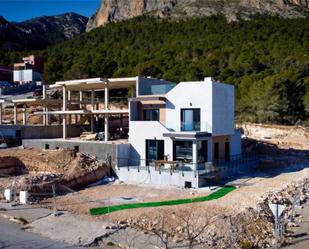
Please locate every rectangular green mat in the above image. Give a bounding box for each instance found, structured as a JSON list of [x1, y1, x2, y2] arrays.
[[90, 186, 236, 216]]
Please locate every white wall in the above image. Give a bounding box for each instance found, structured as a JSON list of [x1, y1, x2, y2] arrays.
[[13, 69, 41, 83], [129, 121, 173, 166], [116, 167, 201, 188], [128, 78, 237, 166], [165, 78, 213, 133], [212, 82, 234, 136]]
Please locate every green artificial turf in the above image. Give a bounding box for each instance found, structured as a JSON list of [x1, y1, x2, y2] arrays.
[[90, 186, 236, 216]]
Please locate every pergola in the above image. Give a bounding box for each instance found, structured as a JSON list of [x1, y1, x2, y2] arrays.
[[46, 77, 138, 142]]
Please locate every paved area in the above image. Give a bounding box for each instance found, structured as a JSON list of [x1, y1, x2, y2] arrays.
[[0, 217, 83, 249], [0, 202, 52, 223], [27, 211, 117, 246]]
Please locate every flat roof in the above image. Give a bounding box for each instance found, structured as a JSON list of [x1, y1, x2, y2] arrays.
[[51, 77, 139, 91], [34, 109, 129, 115]]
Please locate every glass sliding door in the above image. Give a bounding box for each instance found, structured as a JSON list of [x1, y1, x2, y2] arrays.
[[181, 108, 200, 131], [173, 140, 193, 163], [146, 139, 164, 165]]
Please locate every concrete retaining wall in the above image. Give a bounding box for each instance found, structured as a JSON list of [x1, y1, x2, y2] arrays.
[[116, 166, 202, 188], [21, 125, 83, 139], [22, 139, 120, 167]]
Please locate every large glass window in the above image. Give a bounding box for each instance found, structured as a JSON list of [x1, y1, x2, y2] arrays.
[[173, 140, 193, 163], [144, 109, 159, 121], [181, 108, 200, 131]]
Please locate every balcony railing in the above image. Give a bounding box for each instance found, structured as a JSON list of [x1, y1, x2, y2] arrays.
[[181, 121, 200, 131], [115, 152, 259, 174]]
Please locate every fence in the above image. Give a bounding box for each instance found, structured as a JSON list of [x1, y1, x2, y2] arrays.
[[115, 152, 259, 177]]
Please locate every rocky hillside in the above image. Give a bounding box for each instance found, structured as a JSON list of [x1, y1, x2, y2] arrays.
[[0, 12, 88, 51], [87, 0, 309, 30]]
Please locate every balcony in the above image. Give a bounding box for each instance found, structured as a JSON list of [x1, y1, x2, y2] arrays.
[[163, 122, 212, 139], [181, 121, 200, 131]]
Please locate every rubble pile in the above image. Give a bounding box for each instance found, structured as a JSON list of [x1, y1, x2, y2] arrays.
[[8, 152, 111, 194], [16, 173, 63, 192]]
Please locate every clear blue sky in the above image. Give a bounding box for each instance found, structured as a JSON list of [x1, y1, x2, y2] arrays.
[[0, 0, 100, 22]]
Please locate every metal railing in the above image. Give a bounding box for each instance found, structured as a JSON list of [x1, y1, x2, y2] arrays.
[[115, 152, 259, 176]]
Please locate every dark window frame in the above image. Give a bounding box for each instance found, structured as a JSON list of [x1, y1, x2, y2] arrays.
[[180, 108, 201, 131], [173, 140, 193, 163], [143, 108, 160, 121]]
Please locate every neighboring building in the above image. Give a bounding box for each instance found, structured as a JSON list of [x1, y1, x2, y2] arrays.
[[13, 69, 41, 84], [13, 55, 44, 84], [13, 55, 45, 73]]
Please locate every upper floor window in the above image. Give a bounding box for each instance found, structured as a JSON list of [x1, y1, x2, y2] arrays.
[[144, 109, 159, 121], [181, 108, 200, 131]]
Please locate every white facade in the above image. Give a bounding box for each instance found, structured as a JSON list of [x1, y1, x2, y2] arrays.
[[128, 77, 239, 168], [13, 69, 41, 84]]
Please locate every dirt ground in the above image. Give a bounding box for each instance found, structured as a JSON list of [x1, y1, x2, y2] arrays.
[[0, 148, 75, 173], [239, 122, 309, 150], [0, 123, 308, 248], [39, 165, 309, 221]]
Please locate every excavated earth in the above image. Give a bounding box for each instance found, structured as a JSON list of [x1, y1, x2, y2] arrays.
[[0, 148, 110, 196]]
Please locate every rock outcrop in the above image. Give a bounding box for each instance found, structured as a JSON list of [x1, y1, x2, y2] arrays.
[[87, 0, 309, 30]]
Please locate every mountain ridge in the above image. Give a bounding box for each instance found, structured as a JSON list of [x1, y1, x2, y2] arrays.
[[86, 0, 309, 30], [0, 12, 88, 51]]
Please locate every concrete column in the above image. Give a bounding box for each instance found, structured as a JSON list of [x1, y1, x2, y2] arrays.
[[130, 86, 135, 98], [13, 104, 17, 125], [104, 86, 109, 142], [0, 104, 2, 125], [62, 86, 67, 139], [22, 104, 27, 126], [43, 84, 48, 126], [79, 91, 83, 109], [91, 89, 95, 132], [192, 140, 198, 171], [207, 138, 213, 162], [45, 106, 50, 125], [68, 90, 71, 102]]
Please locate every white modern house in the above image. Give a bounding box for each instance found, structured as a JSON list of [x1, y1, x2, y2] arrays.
[[116, 77, 242, 188]]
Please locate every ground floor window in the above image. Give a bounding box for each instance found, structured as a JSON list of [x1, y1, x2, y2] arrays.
[[197, 140, 208, 163], [146, 139, 164, 165], [173, 140, 193, 163]]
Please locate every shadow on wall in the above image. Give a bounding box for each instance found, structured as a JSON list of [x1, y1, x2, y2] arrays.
[[0, 156, 28, 176]]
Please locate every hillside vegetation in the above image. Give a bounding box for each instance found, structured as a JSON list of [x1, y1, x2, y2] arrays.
[[2, 16, 309, 125]]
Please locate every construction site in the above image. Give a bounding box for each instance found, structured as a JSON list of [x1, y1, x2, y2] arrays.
[[0, 77, 309, 249]]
